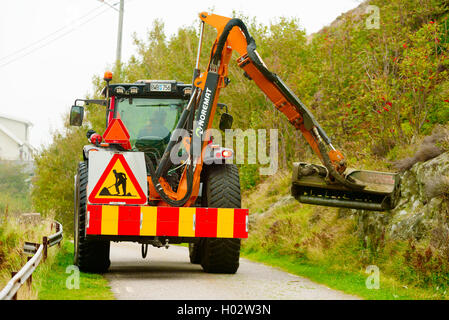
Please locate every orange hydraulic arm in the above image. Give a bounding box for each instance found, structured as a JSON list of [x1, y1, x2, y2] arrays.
[[195, 12, 364, 189], [147, 12, 365, 207]]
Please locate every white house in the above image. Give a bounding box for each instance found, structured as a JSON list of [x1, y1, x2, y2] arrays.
[[0, 113, 36, 161]]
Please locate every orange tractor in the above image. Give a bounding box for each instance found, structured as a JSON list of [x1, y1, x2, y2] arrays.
[[70, 13, 399, 273]]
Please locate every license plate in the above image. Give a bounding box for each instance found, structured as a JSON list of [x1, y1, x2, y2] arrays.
[[150, 83, 171, 92]]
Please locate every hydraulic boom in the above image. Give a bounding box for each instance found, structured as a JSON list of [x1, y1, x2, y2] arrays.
[[186, 12, 399, 211], [133, 12, 399, 211]]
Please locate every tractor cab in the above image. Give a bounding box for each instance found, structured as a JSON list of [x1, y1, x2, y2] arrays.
[[70, 76, 234, 177], [105, 80, 191, 162]]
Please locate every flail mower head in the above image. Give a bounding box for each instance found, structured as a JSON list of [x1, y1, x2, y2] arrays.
[[291, 162, 400, 211]]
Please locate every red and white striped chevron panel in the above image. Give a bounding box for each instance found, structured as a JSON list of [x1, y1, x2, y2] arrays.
[[85, 205, 249, 239]]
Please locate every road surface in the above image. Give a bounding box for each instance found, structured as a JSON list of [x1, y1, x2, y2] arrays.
[[105, 242, 359, 300]]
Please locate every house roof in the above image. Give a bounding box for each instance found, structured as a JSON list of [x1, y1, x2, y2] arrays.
[[0, 123, 36, 152], [0, 113, 33, 126], [0, 123, 23, 145]]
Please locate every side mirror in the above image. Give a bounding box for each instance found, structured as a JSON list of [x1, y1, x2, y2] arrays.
[[219, 112, 233, 131], [70, 105, 84, 126]]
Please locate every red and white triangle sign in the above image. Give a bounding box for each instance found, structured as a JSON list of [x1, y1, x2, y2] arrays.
[[89, 154, 147, 204]]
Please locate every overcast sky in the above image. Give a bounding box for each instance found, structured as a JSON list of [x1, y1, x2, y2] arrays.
[[0, 0, 362, 150]]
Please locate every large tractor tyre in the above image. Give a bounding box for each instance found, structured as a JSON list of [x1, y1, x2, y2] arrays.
[[189, 241, 203, 264], [200, 164, 242, 274], [74, 161, 111, 273]]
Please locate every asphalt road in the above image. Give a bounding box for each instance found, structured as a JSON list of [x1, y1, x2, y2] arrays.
[[105, 242, 359, 300]]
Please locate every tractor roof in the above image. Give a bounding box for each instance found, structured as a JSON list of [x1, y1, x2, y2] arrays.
[[102, 80, 192, 99]]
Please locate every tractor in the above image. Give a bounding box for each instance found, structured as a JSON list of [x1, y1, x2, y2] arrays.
[[70, 12, 399, 274]]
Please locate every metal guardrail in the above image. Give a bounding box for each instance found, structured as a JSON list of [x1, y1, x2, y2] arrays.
[[0, 245, 43, 300], [0, 220, 63, 300], [48, 221, 63, 247]]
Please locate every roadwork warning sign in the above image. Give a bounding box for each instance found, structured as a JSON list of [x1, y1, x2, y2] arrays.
[[88, 152, 147, 205]]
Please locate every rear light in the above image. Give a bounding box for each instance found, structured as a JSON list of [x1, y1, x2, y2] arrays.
[[222, 150, 233, 158]]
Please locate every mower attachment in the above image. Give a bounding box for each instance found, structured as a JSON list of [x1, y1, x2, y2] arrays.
[[291, 162, 400, 211]]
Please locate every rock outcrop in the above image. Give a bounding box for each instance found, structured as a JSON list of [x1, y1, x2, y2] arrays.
[[390, 152, 449, 240], [355, 152, 449, 255]]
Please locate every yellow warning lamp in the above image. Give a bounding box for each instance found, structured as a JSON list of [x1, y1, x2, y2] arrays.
[[104, 71, 113, 82], [104, 71, 113, 105]]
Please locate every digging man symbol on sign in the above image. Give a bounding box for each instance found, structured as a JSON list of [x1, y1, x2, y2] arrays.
[[90, 153, 147, 204], [113, 169, 128, 196]]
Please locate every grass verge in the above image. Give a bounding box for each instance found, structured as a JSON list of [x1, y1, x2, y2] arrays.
[[0, 213, 51, 299], [34, 241, 114, 300], [241, 169, 449, 300], [240, 248, 439, 300]]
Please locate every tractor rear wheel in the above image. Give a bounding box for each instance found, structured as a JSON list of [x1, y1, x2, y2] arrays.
[[74, 161, 110, 273], [188, 241, 203, 264], [200, 164, 241, 274]]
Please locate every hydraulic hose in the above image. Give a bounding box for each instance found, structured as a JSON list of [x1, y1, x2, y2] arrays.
[[317, 140, 365, 190], [145, 151, 194, 207], [211, 18, 253, 65], [156, 88, 198, 178], [145, 89, 198, 207]]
